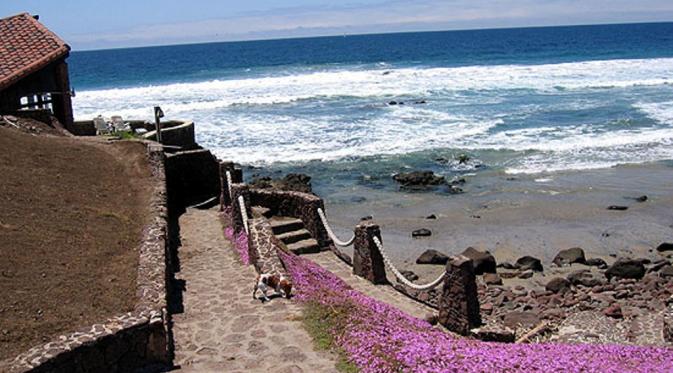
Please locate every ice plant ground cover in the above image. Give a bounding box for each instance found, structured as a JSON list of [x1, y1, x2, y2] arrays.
[[221, 212, 673, 372], [276, 251, 673, 373]]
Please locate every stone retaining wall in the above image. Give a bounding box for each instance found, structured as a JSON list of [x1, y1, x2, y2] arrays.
[[142, 120, 196, 149], [249, 189, 330, 249], [0, 143, 172, 373], [165, 149, 220, 208], [248, 218, 289, 278]]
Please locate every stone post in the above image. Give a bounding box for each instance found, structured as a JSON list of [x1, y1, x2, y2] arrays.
[[352, 221, 387, 284], [438, 255, 482, 335], [219, 161, 243, 210], [230, 184, 252, 234]]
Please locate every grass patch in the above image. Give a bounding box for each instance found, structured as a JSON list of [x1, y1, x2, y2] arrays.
[[302, 300, 359, 373]]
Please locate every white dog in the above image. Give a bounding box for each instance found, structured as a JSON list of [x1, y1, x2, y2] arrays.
[[253, 273, 292, 302]]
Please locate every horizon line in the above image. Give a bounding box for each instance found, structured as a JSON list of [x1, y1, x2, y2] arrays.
[[71, 19, 673, 53]]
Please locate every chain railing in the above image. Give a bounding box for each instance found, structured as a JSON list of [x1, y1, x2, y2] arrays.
[[372, 236, 446, 291], [317, 208, 355, 247]]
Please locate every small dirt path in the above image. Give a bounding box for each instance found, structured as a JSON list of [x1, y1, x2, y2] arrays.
[[171, 207, 338, 372]]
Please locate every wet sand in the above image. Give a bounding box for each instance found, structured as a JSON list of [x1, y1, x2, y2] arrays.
[[321, 162, 673, 273]]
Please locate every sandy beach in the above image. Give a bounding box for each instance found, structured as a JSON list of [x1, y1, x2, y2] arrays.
[[321, 161, 673, 272]]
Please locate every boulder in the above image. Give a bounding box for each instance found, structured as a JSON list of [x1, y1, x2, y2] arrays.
[[567, 270, 604, 287], [518, 270, 534, 279], [503, 311, 541, 329], [399, 270, 419, 282], [635, 195, 648, 202], [585, 258, 608, 269], [416, 250, 449, 265], [461, 247, 497, 275], [250, 173, 312, 193], [607, 205, 629, 211], [605, 259, 646, 280], [412, 228, 432, 238], [553, 247, 586, 266], [497, 262, 519, 270], [516, 256, 543, 272], [660, 265, 673, 278], [657, 243, 673, 252], [425, 214, 437, 220], [546, 277, 571, 293], [603, 304, 623, 319], [393, 171, 445, 187], [483, 273, 502, 286]]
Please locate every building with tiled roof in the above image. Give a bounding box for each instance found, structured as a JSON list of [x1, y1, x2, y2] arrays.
[[0, 13, 73, 129]]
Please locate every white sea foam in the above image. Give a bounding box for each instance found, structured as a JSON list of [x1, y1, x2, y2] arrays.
[[72, 57, 673, 173]]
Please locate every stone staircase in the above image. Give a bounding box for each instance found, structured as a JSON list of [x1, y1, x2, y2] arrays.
[[250, 205, 320, 254], [270, 216, 320, 254]]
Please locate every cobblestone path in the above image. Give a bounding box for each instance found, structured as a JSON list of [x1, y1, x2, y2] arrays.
[[170, 207, 338, 372]]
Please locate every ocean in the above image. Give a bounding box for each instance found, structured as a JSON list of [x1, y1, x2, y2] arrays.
[[70, 23, 673, 197]]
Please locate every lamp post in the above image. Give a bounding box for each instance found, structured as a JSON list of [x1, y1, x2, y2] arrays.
[[154, 106, 164, 144]]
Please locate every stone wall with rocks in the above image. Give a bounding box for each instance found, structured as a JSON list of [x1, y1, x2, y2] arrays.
[[230, 183, 252, 234], [438, 256, 482, 335], [249, 189, 330, 248], [248, 218, 289, 278], [218, 161, 242, 210], [165, 149, 220, 208], [352, 222, 387, 284], [0, 143, 172, 373]]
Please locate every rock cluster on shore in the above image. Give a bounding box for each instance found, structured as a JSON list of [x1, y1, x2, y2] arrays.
[[407, 243, 673, 343]]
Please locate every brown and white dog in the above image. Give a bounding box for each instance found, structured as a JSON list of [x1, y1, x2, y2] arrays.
[[252, 273, 292, 302]]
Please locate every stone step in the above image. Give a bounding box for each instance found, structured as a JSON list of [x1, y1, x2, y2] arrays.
[[269, 217, 304, 235], [287, 238, 320, 255], [276, 229, 312, 245]]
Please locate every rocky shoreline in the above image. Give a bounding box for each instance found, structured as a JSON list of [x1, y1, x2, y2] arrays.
[[397, 244, 673, 345]]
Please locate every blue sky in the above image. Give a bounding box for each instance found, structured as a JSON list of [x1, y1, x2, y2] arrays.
[[2, 0, 673, 50]]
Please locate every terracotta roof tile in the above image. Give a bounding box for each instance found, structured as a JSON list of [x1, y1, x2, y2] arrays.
[[0, 13, 70, 91]]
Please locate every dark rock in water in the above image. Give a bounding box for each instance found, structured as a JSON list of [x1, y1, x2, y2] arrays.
[[461, 247, 496, 275], [393, 171, 445, 187], [635, 195, 648, 202], [282, 173, 312, 193], [416, 249, 449, 265], [412, 228, 432, 238], [447, 185, 464, 194], [605, 258, 646, 280], [450, 178, 466, 185], [382, 71, 392, 76], [516, 256, 543, 272], [251, 173, 313, 193], [657, 243, 673, 252], [546, 277, 571, 293], [425, 214, 437, 220], [585, 258, 608, 269], [553, 247, 586, 266], [458, 154, 470, 164], [601, 232, 611, 238], [483, 273, 502, 285], [607, 205, 628, 211], [568, 270, 604, 287], [603, 304, 623, 319], [504, 311, 541, 329], [360, 215, 373, 221], [497, 262, 519, 270], [660, 265, 673, 277], [389, 101, 398, 105], [399, 270, 419, 282], [414, 100, 427, 104]]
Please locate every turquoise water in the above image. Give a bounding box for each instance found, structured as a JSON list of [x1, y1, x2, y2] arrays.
[[69, 23, 673, 193]]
